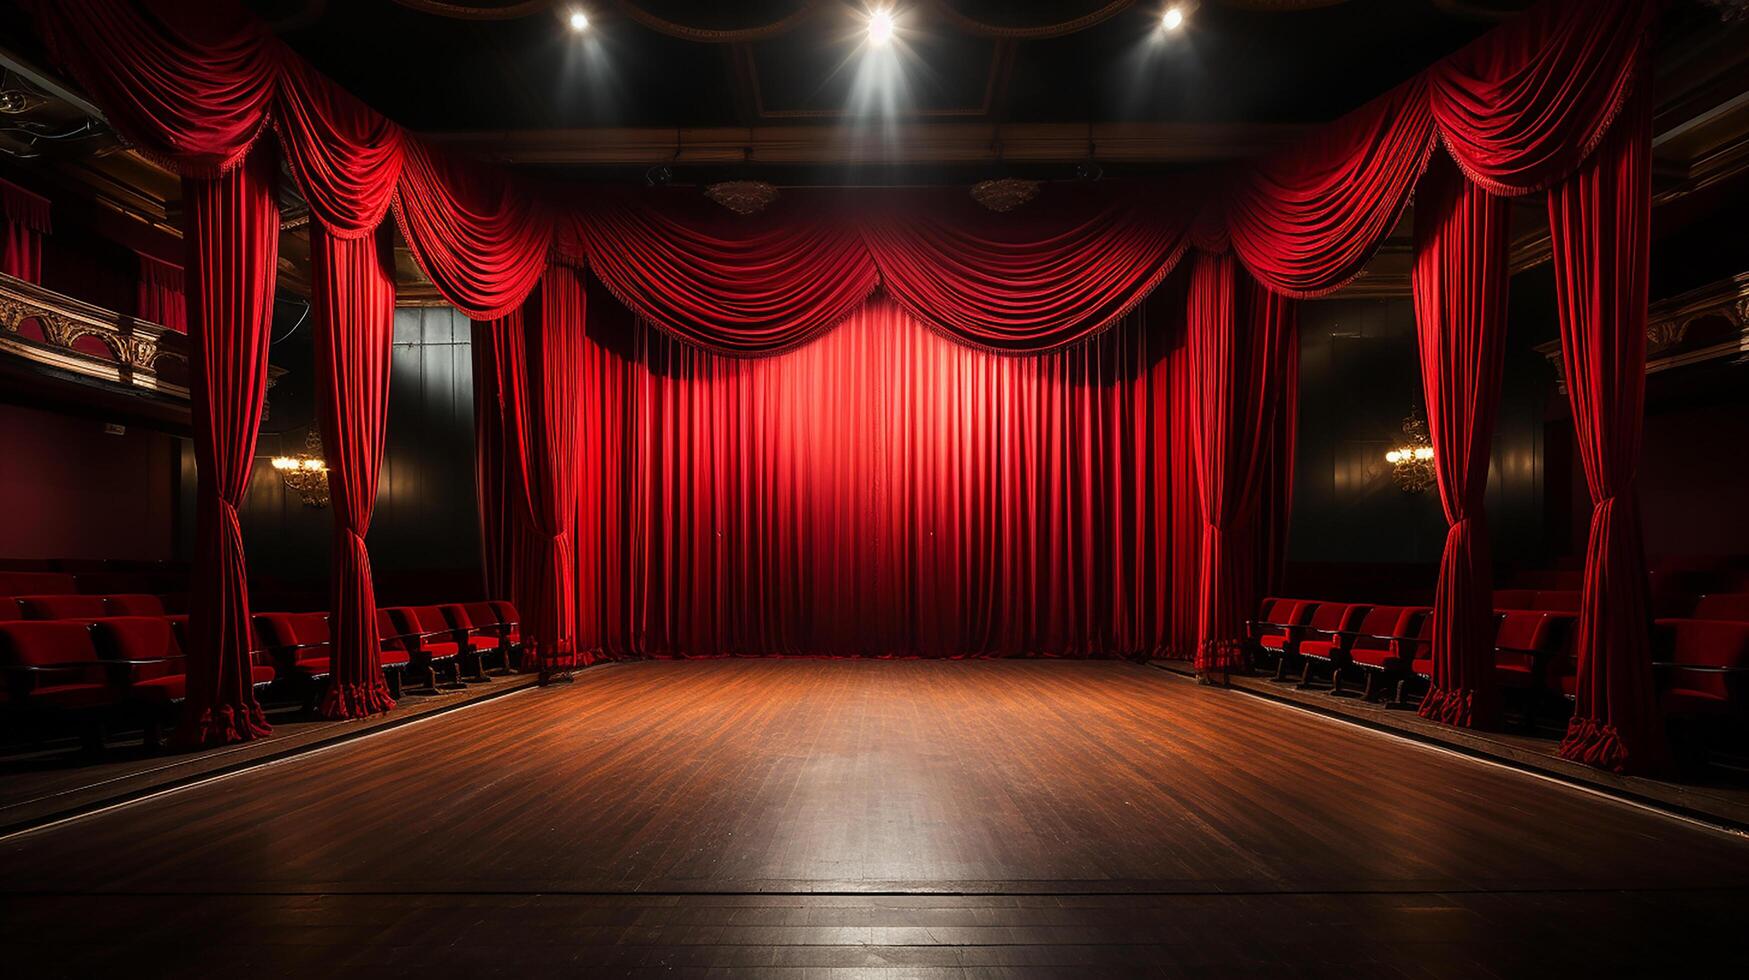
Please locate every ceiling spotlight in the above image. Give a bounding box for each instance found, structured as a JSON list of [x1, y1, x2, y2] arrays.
[[868, 8, 895, 46], [1162, 6, 1185, 31], [568, 9, 589, 32]]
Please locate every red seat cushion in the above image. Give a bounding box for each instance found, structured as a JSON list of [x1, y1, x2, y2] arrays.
[[30, 682, 115, 710], [379, 646, 411, 669], [104, 594, 166, 616], [131, 673, 188, 703], [423, 640, 461, 660], [1259, 634, 1288, 650], [18, 594, 108, 620], [1349, 645, 1398, 669], [1299, 639, 1338, 661], [1662, 686, 1730, 718]]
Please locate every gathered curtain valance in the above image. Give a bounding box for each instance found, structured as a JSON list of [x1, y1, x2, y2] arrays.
[[29, 0, 1657, 350]]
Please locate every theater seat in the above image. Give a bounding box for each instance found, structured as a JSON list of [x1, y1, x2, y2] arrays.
[[0, 620, 118, 750], [17, 594, 108, 620], [1653, 619, 1749, 720], [0, 598, 20, 622], [1340, 606, 1428, 700], [1492, 611, 1575, 692], [444, 603, 511, 675], [1251, 598, 1314, 676], [487, 600, 522, 650], [1694, 593, 1749, 622], [1291, 603, 1367, 690], [384, 606, 465, 691]]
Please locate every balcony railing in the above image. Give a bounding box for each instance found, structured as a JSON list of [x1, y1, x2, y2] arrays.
[[0, 271, 189, 399]]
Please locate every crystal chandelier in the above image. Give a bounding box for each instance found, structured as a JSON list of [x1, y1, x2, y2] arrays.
[[704, 180, 779, 216], [970, 178, 1041, 213], [271, 429, 330, 508], [1383, 410, 1436, 494]]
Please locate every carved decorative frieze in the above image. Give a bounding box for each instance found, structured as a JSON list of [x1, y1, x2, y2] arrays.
[[0, 271, 190, 398], [1535, 272, 1749, 388]]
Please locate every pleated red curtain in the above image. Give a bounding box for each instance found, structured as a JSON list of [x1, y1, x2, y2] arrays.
[[470, 320, 516, 603], [178, 143, 278, 747], [135, 253, 188, 332], [1, 178, 51, 283], [1547, 82, 1664, 774], [1187, 253, 1298, 678], [496, 266, 586, 670], [572, 294, 1186, 659], [1411, 155, 1511, 729], [310, 225, 397, 719]]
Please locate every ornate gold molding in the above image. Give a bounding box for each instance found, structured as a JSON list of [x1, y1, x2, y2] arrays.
[[0, 272, 189, 398], [1535, 271, 1749, 389]]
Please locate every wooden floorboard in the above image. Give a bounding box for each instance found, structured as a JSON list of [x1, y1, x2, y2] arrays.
[[2, 659, 1746, 976]]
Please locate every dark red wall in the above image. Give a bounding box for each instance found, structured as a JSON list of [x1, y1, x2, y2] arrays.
[[0, 402, 178, 561]]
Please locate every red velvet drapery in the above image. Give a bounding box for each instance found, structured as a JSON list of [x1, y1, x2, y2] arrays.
[[495, 266, 586, 670], [1548, 82, 1664, 774], [28, 0, 1656, 353], [471, 321, 516, 604], [135, 253, 188, 332], [311, 226, 397, 719], [1412, 156, 1510, 730], [572, 294, 1190, 659], [0, 178, 51, 283], [1187, 253, 1298, 677], [178, 144, 278, 747], [25, 0, 1667, 769]]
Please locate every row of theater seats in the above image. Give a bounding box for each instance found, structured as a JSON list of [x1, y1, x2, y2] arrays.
[[1251, 590, 1749, 756], [0, 598, 521, 752]]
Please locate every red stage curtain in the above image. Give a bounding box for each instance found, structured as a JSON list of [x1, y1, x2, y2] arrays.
[[393, 141, 551, 321], [1412, 155, 1510, 729], [1430, 0, 1657, 195], [577, 194, 880, 356], [1188, 252, 1297, 677], [178, 144, 278, 746], [135, 253, 187, 332], [275, 56, 404, 238], [31, 0, 1657, 354], [1, 178, 51, 283], [496, 266, 586, 669], [1548, 81, 1664, 774], [1225, 79, 1435, 299], [864, 189, 1187, 352], [573, 294, 1185, 659], [30, 0, 277, 177], [311, 225, 397, 719], [470, 321, 516, 603]]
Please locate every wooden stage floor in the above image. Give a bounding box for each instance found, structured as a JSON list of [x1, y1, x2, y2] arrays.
[[3, 659, 1747, 977]]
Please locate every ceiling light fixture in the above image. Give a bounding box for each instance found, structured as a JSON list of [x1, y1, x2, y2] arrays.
[[1162, 6, 1186, 31], [568, 9, 589, 32], [868, 8, 895, 46]]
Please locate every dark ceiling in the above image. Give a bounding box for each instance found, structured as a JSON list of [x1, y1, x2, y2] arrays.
[[249, 1, 1517, 132]]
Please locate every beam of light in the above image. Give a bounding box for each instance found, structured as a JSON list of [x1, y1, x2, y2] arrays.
[[868, 8, 895, 46]]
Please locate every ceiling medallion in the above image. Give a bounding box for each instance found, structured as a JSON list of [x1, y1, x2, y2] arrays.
[[970, 178, 1041, 213], [704, 180, 779, 216]]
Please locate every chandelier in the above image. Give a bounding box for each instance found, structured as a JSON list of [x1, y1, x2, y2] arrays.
[[1383, 410, 1436, 494], [271, 429, 330, 508], [970, 178, 1041, 213], [704, 180, 779, 216]]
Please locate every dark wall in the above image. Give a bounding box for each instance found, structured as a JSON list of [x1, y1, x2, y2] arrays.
[[0, 402, 179, 561], [176, 303, 482, 604], [1289, 295, 1555, 569]]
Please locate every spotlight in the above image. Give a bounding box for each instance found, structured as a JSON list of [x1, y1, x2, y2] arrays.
[[1075, 161, 1104, 182], [644, 165, 672, 187], [868, 8, 895, 46], [568, 8, 589, 32], [1162, 6, 1185, 31]]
